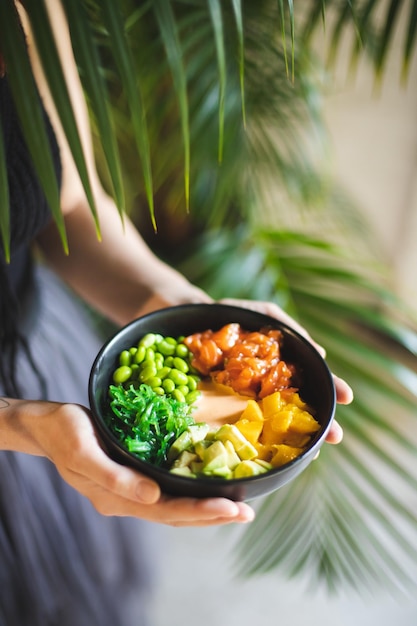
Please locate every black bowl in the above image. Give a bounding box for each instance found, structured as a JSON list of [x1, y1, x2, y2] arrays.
[[88, 303, 336, 501]]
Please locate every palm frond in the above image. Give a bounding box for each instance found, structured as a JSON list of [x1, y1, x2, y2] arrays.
[[60, 0, 126, 228], [26, 0, 102, 239], [179, 226, 417, 594], [0, 119, 10, 262], [0, 0, 67, 253]]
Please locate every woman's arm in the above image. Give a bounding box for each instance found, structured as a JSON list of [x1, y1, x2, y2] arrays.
[[22, 0, 209, 326]]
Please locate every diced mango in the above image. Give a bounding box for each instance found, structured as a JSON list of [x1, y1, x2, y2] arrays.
[[270, 444, 303, 467], [288, 392, 308, 409], [234, 418, 264, 445], [259, 419, 278, 446], [261, 391, 283, 418], [288, 409, 320, 434], [254, 442, 274, 462], [240, 399, 264, 422], [270, 410, 294, 434]]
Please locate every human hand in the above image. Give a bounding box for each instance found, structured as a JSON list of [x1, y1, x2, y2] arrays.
[[21, 400, 254, 526], [218, 298, 354, 445]]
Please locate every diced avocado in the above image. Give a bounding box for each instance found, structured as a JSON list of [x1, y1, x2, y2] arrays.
[[233, 460, 267, 479], [190, 460, 204, 474], [188, 422, 210, 443], [170, 466, 195, 477], [167, 430, 192, 463], [254, 459, 273, 471], [204, 465, 233, 479], [202, 440, 229, 472], [171, 450, 198, 469], [167, 424, 210, 463], [223, 439, 241, 470], [214, 424, 258, 460], [194, 439, 212, 460]]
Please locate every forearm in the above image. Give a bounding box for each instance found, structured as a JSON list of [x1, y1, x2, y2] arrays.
[[37, 195, 211, 326], [0, 397, 60, 456]]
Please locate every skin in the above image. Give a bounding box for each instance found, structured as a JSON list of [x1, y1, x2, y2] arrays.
[[0, 1, 353, 527]]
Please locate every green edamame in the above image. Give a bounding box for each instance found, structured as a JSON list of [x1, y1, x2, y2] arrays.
[[172, 357, 189, 373], [139, 365, 157, 382], [172, 388, 186, 403], [168, 369, 188, 386], [146, 376, 163, 389], [113, 365, 133, 384], [187, 375, 198, 391], [112, 333, 202, 408], [185, 390, 201, 405], [162, 378, 176, 394], [175, 343, 189, 358], [157, 340, 176, 356], [134, 346, 146, 364], [119, 350, 131, 367], [139, 333, 156, 348]]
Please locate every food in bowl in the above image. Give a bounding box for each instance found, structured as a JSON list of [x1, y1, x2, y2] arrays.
[[88, 303, 336, 500], [105, 323, 321, 481]]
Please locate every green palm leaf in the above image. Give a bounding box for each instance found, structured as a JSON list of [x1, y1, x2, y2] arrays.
[[0, 119, 10, 262], [24, 0, 101, 239], [179, 227, 417, 593], [231, 0, 246, 128], [98, 0, 155, 227], [152, 0, 191, 210], [207, 0, 226, 162], [0, 0, 67, 253]]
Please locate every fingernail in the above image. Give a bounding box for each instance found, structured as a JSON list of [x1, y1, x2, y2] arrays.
[[136, 480, 159, 503]]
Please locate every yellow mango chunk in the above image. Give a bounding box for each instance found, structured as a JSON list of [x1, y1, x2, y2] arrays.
[[234, 418, 263, 446], [254, 442, 274, 461], [270, 409, 294, 434], [271, 444, 303, 467], [261, 392, 284, 419], [288, 392, 308, 409], [240, 399, 264, 422], [288, 409, 320, 434], [259, 419, 278, 446]]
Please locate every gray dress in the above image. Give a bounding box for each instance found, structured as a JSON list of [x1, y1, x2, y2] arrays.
[[0, 72, 160, 626]]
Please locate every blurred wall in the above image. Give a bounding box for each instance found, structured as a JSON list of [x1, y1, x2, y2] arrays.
[[322, 23, 417, 312]]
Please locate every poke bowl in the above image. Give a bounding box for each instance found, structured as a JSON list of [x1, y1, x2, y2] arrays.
[[88, 303, 336, 501]]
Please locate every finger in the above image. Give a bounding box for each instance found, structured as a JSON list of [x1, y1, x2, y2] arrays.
[[59, 421, 161, 504], [77, 485, 256, 526], [334, 376, 354, 405], [218, 299, 327, 357], [325, 419, 343, 444]]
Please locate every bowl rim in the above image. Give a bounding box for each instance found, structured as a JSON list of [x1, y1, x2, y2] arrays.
[[88, 303, 336, 484]]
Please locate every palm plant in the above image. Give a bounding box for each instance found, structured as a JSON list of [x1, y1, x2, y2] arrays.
[[1, 0, 417, 595]]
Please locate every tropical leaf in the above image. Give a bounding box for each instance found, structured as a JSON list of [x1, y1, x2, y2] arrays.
[[0, 0, 67, 253], [98, 0, 155, 226], [24, 0, 101, 238], [152, 0, 191, 210], [0, 119, 10, 262], [178, 226, 417, 593]]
